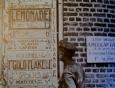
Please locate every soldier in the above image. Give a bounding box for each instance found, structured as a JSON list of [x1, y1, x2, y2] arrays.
[[58, 40, 85, 88]]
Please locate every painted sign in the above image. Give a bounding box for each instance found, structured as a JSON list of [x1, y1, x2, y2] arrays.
[[1, 0, 58, 88], [9, 5, 51, 29], [87, 36, 115, 63]]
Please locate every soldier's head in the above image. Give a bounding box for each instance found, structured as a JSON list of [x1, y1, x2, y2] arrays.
[[58, 40, 76, 61]]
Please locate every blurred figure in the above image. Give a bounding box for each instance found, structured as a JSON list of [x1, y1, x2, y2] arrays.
[[58, 40, 85, 88]]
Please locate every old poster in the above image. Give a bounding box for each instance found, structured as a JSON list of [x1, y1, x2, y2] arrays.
[[0, 0, 58, 88]]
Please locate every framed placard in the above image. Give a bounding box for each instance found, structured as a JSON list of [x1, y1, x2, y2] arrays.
[[87, 36, 115, 63]]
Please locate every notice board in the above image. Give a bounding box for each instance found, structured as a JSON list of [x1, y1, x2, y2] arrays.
[[0, 0, 58, 88], [87, 36, 115, 63]]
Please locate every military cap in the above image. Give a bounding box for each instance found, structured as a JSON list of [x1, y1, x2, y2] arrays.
[[58, 40, 76, 58], [58, 40, 76, 51]]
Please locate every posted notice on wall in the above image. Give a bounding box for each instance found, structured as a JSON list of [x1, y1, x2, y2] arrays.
[[0, 0, 58, 88], [86, 36, 115, 63]]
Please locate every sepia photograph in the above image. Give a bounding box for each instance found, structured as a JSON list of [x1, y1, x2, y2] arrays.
[[0, 0, 115, 88]]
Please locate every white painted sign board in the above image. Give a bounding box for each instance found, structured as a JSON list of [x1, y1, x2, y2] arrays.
[[1, 0, 58, 88], [87, 36, 115, 63]]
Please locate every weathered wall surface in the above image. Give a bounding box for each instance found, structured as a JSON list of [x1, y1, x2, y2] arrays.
[[0, 0, 58, 88]]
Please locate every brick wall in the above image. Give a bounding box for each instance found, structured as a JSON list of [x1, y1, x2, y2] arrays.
[[63, 0, 115, 88]]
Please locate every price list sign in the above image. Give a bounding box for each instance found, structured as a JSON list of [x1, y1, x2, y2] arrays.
[[2, 0, 58, 88]]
